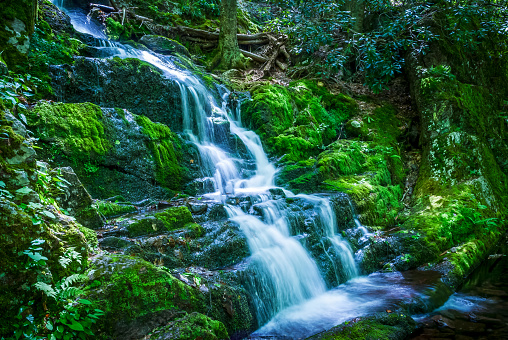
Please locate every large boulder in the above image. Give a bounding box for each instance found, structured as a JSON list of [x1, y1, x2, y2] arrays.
[[49, 57, 185, 132], [26, 102, 186, 201], [83, 254, 256, 339], [401, 23, 508, 286]]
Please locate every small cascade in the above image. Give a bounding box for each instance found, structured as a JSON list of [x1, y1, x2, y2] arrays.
[[53, 1, 363, 329], [344, 195, 372, 244], [51, 0, 108, 39], [294, 194, 359, 281], [227, 204, 326, 325]]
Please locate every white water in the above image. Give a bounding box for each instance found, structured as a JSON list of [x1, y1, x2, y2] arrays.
[[54, 2, 361, 329]]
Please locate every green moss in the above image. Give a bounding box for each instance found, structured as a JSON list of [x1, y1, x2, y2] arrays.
[[318, 138, 404, 227], [84, 254, 205, 335], [185, 222, 204, 238], [94, 200, 136, 219], [150, 312, 228, 340], [27, 101, 110, 163], [242, 84, 294, 141], [272, 134, 315, 161], [242, 81, 357, 161], [136, 115, 183, 190], [155, 206, 194, 230], [127, 217, 166, 237], [276, 159, 320, 193], [127, 206, 195, 237], [308, 312, 416, 340], [78, 225, 99, 249], [290, 80, 358, 128]]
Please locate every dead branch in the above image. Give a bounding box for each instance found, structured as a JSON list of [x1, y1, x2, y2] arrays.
[[89, 3, 116, 12], [240, 49, 268, 63]]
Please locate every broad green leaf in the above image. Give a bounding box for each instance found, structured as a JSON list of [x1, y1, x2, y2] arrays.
[[79, 299, 93, 305], [16, 187, 33, 195], [42, 210, 56, 219], [69, 320, 84, 331]]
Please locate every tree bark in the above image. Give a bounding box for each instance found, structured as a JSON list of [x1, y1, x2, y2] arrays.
[[214, 0, 245, 69]]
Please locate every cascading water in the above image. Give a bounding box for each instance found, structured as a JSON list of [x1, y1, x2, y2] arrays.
[[53, 1, 361, 330]]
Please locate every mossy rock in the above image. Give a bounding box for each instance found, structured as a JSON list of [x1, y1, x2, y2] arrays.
[[49, 56, 185, 132], [401, 38, 508, 286], [155, 206, 194, 231], [126, 206, 195, 237], [83, 254, 206, 339], [94, 200, 136, 219], [28, 101, 110, 160], [140, 35, 190, 57], [38, 0, 74, 35], [135, 115, 183, 190], [149, 312, 228, 340], [275, 159, 321, 193], [307, 312, 416, 340], [319, 139, 404, 227], [27, 102, 185, 201]]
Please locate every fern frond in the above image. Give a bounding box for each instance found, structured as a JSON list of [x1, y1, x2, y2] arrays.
[[34, 282, 57, 299], [59, 273, 87, 290], [60, 286, 83, 299]]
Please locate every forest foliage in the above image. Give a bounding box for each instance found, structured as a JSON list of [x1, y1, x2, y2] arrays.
[[260, 0, 508, 91]]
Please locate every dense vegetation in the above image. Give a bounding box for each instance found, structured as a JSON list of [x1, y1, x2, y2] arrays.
[[0, 0, 506, 339]]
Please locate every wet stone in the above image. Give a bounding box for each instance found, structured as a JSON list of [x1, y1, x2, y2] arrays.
[[187, 201, 208, 215], [454, 320, 486, 333]]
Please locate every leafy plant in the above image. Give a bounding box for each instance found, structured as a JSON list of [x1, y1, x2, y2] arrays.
[[267, 0, 508, 92], [13, 240, 103, 340], [0, 73, 40, 110]]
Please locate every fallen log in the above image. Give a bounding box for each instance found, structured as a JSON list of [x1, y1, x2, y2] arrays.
[[240, 49, 268, 63], [238, 38, 269, 45], [275, 60, 287, 71]]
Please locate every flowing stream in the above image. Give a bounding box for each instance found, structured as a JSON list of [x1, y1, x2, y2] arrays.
[[52, 0, 366, 333]]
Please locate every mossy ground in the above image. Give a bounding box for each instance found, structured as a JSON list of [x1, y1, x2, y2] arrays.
[[127, 206, 195, 237], [241, 80, 358, 162]]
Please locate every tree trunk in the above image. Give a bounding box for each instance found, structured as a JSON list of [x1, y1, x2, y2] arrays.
[[343, 0, 365, 33], [214, 0, 245, 70]]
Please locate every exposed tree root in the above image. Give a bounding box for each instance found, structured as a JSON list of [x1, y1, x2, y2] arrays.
[[89, 2, 290, 74]]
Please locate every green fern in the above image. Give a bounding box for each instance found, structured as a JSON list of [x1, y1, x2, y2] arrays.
[[34, 282, 57, 299]]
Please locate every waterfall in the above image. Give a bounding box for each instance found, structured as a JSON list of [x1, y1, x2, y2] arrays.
[[52, 3, 360, 327]]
